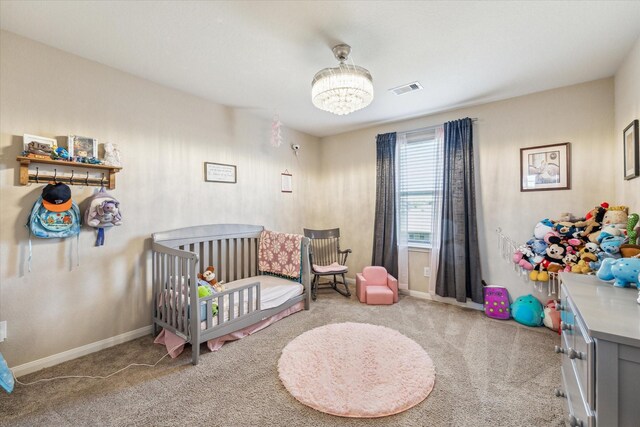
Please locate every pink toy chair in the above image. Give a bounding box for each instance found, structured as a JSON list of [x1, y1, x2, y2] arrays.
[[356, 266, 398, 305]]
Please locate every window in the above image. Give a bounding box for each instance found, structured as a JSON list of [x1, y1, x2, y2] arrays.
[[397, 127, 443, 247]]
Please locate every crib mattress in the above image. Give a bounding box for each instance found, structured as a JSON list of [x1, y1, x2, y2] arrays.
[[200, 276, 303, 327], [225, 276, 303, 309]]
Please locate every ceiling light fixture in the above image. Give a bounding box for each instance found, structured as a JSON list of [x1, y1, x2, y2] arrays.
[[311, 44, 373, 116]]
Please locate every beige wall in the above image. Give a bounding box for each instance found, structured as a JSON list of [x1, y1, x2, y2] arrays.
[[615, 36, 640, 209], [319, 78, 619, 300], [0, 31, 321, 366]]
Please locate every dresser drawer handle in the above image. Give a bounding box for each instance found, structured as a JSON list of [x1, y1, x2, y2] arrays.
[[567, 348, 584, 360], [554, 388, 566, 398], [554, 345, 566, 354], [568, 414, 583, 427], [560, 321, 573, 331]]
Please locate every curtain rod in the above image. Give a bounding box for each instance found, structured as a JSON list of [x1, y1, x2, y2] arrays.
[[399, 118, 478, 136]]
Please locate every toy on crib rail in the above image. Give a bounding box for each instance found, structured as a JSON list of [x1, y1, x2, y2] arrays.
[[198, 266, 225, 292]]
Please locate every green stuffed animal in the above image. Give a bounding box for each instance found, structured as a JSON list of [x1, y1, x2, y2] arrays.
[[628, 213, 639, 245], [198, 285, 219, 316]]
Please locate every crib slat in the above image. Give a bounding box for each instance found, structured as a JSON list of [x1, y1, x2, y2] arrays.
[[239, 287, 245, 316], [256, 283, 261, 311], [206, 299, 213, 330], [240, 238, 245, 279], [229, 292, 235, 321], [218, 293, 225, 326], [225, 239, 230, 283]]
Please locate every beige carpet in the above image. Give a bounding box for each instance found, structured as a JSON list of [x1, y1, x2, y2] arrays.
[[0, 288, 566, 426]]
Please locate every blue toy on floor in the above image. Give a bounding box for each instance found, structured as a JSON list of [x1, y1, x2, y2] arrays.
[[0, 352, 14, 393], [511, 294, 544, 327]]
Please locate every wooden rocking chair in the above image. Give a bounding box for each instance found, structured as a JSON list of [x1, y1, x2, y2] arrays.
[[303, 228, 352, 300]]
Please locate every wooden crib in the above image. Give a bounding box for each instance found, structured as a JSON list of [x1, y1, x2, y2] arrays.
[[151, 224, 311, 364]]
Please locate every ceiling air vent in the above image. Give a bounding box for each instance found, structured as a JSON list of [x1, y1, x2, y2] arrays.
[[389, 81, 423, 96]]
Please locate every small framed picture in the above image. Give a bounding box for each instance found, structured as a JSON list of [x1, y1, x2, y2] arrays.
[[204, 162, 237, 183], [623, 119, 639, 180], [520, 142, 571, 192], [23, 134, 56, 155], [281, 171, 292, 193], [68, 135, 98, 159]]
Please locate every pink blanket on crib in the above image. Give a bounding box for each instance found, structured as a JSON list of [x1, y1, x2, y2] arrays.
[[258, 230, 303, 279], [155, 301, 304, 358]]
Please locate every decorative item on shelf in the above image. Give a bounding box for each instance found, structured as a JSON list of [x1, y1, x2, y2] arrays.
[[51, 146, 70, 160], [311, 44, 373, 115], [102, 142, 122, 167], [23, 134, 56, 159], [520, 142, 571, 191], [68, 135, 98, 161], [623, 119, 639, 180]]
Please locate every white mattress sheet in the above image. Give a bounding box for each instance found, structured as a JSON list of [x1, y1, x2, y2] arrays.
[[201, 276, 303, 328]]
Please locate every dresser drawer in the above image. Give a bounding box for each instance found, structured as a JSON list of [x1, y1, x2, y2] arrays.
[[560, 351, 595, 427], [559, 287, 575, 347], [572, 312, 595, 406]]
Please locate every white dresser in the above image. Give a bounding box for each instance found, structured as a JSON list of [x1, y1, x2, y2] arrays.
[[557, 272, 640, 427]]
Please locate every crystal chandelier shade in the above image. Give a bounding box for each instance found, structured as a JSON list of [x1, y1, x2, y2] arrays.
[[311, 44, 373, 115]]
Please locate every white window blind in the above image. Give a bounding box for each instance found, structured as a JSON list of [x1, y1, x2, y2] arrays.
[[398, 128, 442, 247]]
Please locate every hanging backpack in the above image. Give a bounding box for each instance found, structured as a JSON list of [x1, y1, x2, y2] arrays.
[[84, 188, 122, 246], [27, 182, 81, 271], [28, 183, 81, 239]]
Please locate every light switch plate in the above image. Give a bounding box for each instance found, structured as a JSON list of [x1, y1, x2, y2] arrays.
[[423, 267, 431, 277]]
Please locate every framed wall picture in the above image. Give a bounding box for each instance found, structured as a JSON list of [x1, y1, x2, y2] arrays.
[[281, 170, 292, 193], [68, 135, 98, 159], [623, 119, 639, 180], [204, 162, 237, 183], [520, 142, 571, 192], [23, 134, 56, 156]]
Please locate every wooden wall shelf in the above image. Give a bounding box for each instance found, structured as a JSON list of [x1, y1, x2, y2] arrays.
[[17, 156, 123, 189]]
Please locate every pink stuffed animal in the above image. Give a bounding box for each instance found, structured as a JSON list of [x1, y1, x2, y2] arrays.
[[543, 300, 561, 333]]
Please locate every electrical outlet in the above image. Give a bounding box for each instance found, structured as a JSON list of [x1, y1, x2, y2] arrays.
[[0, 321, 6, 342], [423, 267, 431, 277]]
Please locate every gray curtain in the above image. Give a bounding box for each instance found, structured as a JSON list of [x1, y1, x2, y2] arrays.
[[372, 132, 398, 278], [435, 118, 483, 303]]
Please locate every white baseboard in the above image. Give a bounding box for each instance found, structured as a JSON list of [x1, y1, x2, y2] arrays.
[[12, 325, 153, 378], [400, 289, 483, 311]]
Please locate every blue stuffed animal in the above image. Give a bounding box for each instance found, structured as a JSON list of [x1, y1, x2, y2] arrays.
[[597, 258, 640, 288], [511, 294, 544, 327]]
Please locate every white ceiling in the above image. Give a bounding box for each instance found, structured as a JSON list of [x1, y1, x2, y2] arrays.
[[2, 1, 640, 138]]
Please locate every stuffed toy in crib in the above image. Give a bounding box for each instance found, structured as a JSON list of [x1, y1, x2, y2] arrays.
[[198, 266, 224, 292]]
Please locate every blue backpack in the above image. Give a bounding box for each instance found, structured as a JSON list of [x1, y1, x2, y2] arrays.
[[27, 183, 81, 271], [28, 196, 81, 238], [27, 189, 80, 239]]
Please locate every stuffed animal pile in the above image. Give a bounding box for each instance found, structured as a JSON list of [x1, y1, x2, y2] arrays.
[[513, 202, 640, 282]]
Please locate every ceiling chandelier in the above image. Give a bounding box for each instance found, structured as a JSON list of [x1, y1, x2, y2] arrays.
[[311, 44, 373, 116]]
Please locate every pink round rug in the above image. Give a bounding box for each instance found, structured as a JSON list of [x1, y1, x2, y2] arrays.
[[278, 322, 435, 418]]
